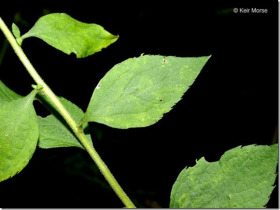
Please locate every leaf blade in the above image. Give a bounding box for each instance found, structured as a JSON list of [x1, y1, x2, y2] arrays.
[[21, 13, 118, 58], [12, 23, 20, 38], [12, 23, 22, 46], [0, 91, 38, 182], [38, 97, 92, 149], [170, 144, 278, 208], [83, 55, 210, 129], [0, 80, 22, 106]]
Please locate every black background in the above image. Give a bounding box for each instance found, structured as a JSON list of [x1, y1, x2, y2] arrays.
[[0, 1, 278, 208]]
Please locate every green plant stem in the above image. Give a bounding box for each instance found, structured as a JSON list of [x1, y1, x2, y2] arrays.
[[0, 17, 136, 208]]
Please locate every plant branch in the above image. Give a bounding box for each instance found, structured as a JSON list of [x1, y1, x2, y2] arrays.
[[0, 17, 136, 208]]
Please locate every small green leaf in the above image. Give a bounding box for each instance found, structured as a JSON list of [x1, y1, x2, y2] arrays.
[[38, 97, 92, 149], [11, 23, 22, 46], [170, 144, 278, 208], [31, 84, 44, 90], [82, 55, 210, 129], [0, 80, 22, 106], [21, 13, 118, 58], [0, 91, 39, 182], [12, 23, 20, 38]]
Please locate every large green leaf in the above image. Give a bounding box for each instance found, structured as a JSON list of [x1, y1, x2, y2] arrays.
[[21, 13, 118, 58], [170, 144, 278, 208], [82, 55, 210, 129], [0, 80, 22, 105], [38, 97, 92, 149], [0, 91, 39, 182]]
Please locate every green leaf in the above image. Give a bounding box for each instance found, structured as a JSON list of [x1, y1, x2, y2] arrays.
[[11, 23, 22, 46], [82, 55, 210, 129], [0, 82, 90, 149], [170, 144, 278, 208], [12, 23, 20, 38], [38, 97, 92, 149], [0, 91, 39, 182], [0, 80, 22, 106], [21, 13, 118, 58]]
